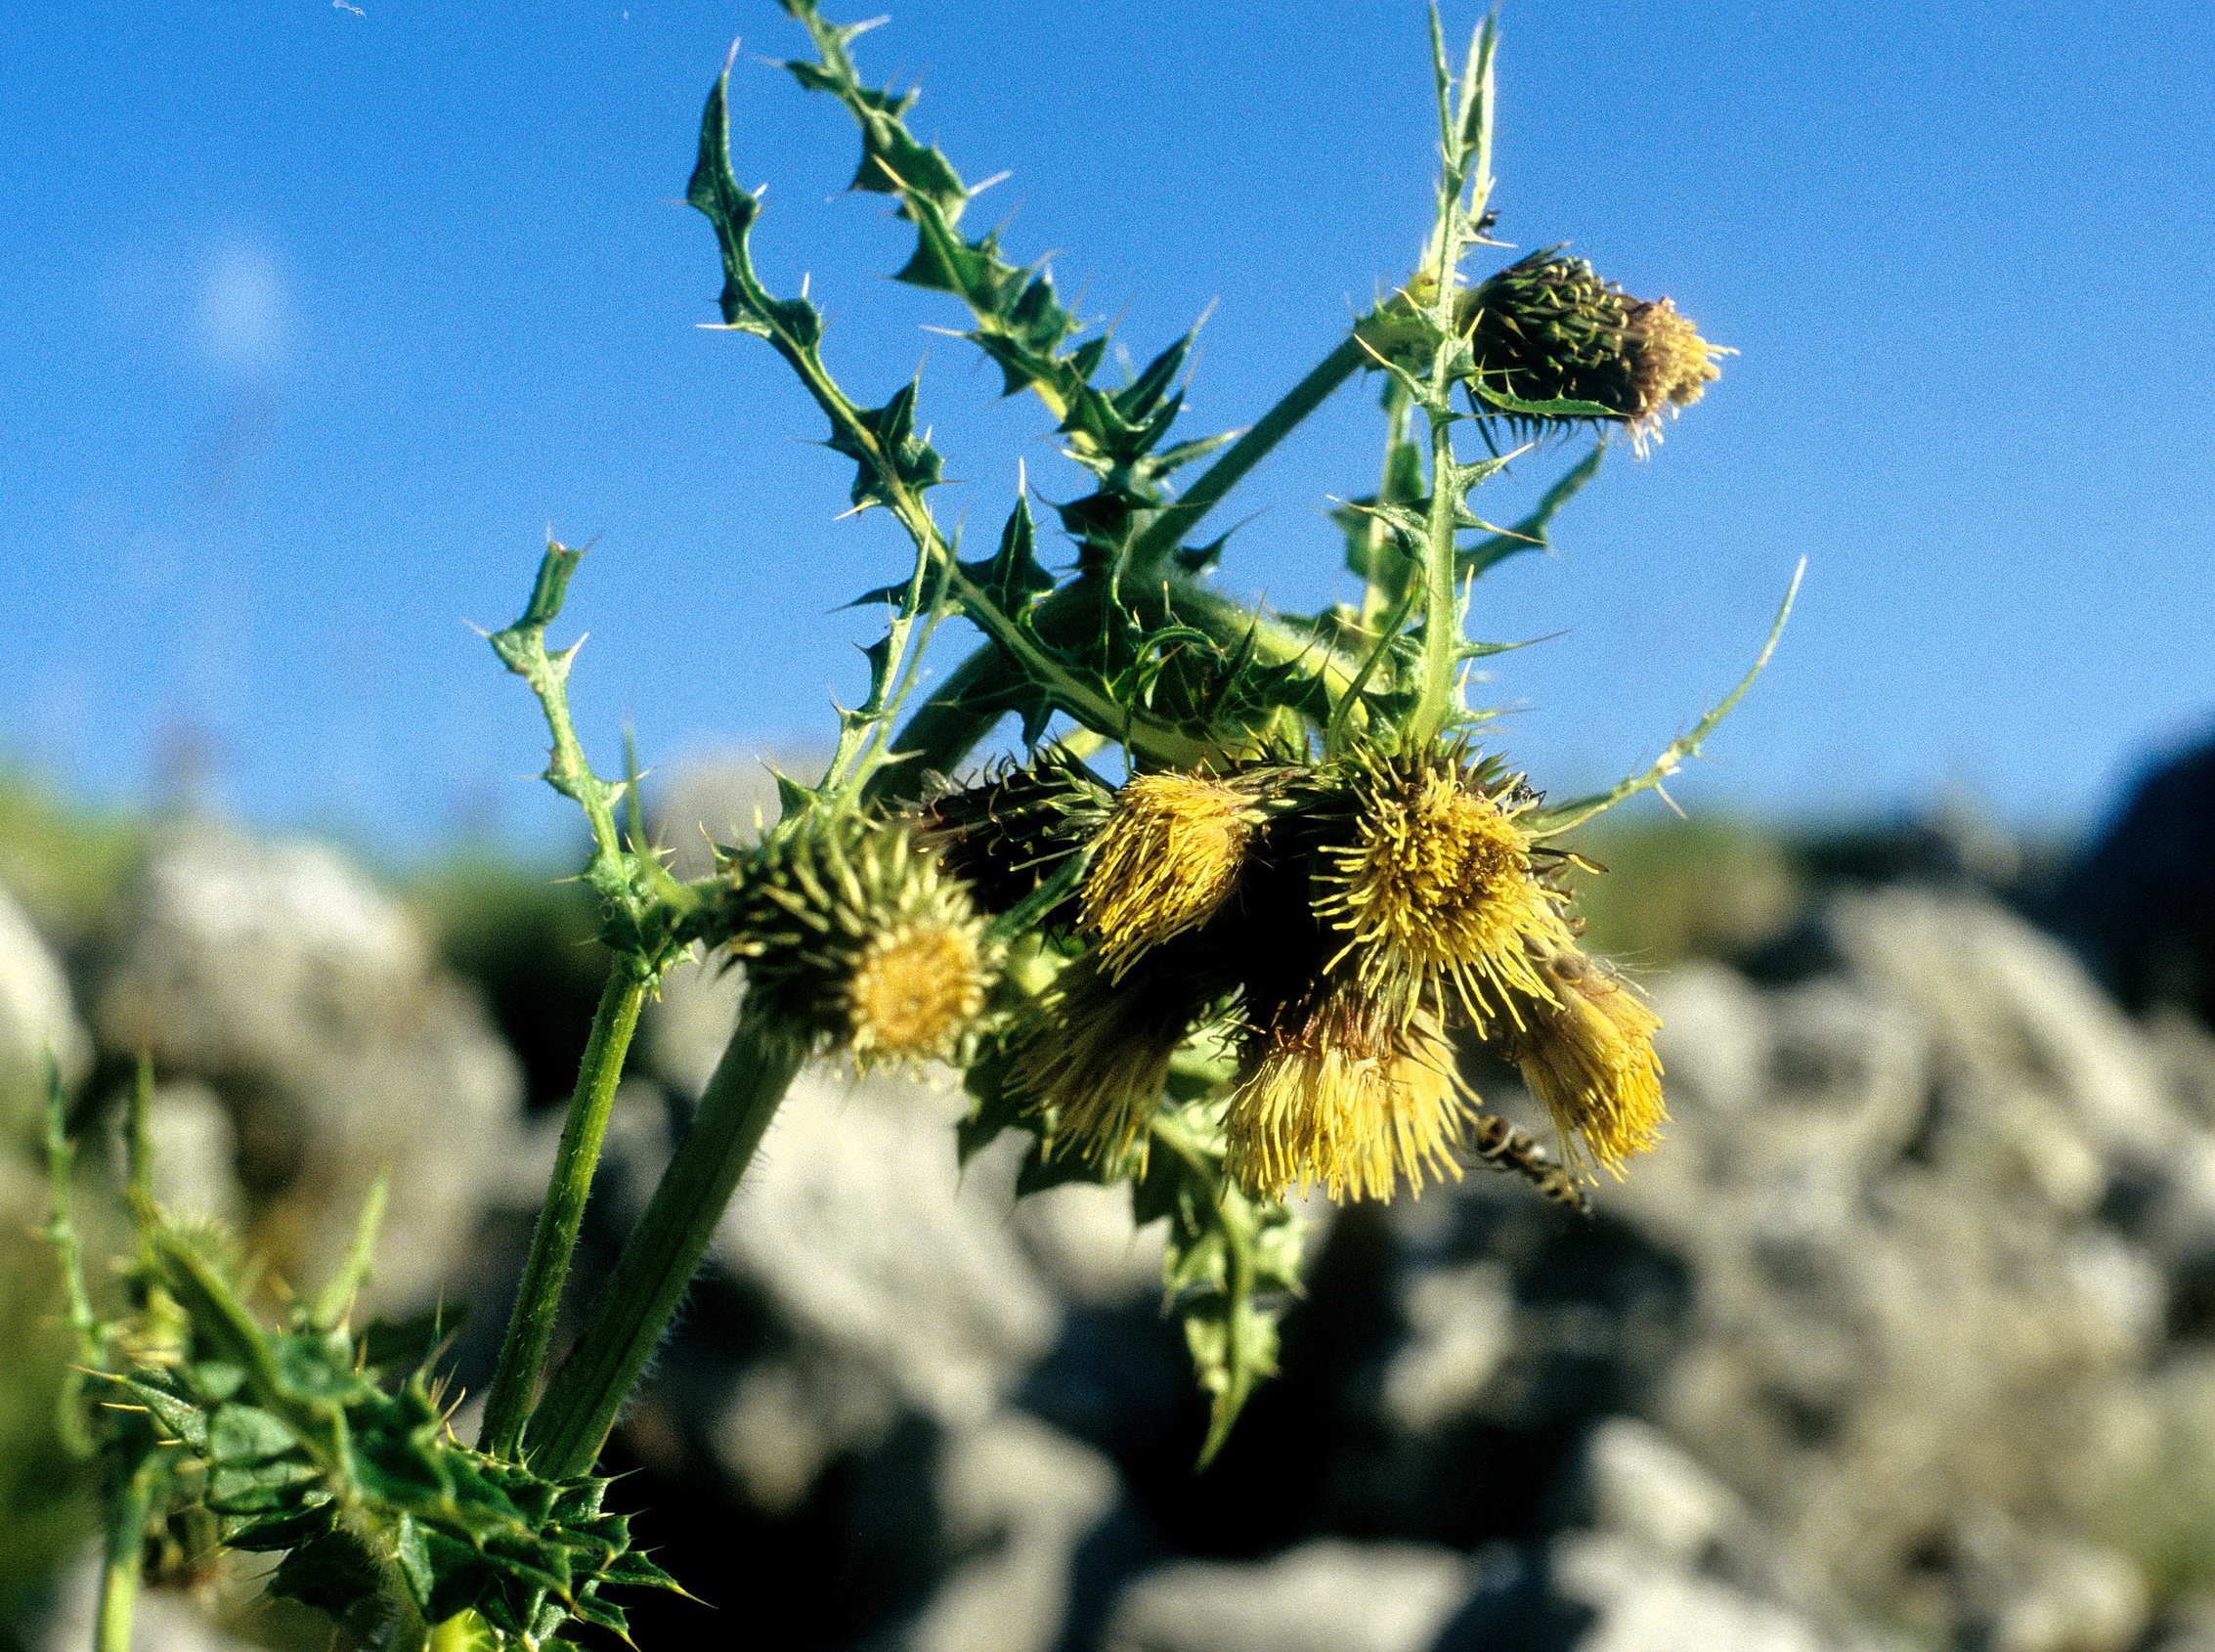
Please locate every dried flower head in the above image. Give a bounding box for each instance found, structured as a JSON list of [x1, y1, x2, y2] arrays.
[[1081, 771, 1260, 977], [1320, 750, 1576, 1033], [1457, 248, 1726, 445], [1225, 989, 1470, 1203], [1503, 946, 1667, 1178], [738, 819, 1001, 1069]]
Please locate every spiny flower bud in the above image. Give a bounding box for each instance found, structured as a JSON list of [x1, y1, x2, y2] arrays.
[[736, 818, 1002, 1071], [1081, 772, 1263, 978], [1500, 946, 1667, 1179], [1224, 989, 1469, 1203], [1457, 248, 1725, 443], [914, 750, 1113, 922], [1318, 748, 1578, 1035]]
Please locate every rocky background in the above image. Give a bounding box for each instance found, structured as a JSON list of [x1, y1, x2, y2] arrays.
[[7, 736, 2215, 1652]]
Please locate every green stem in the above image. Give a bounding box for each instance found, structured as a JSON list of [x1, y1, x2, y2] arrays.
[[524, 1014, 808, 1479], [1411, 409, 1462, 743], [869, 555, 1372, 803], [95, 1461, 155, 1652], [40, 1055, 99, 1364], [478, 964, 651, 1460], [1124, 334, 1369, 571], [1358, 383, 1416, 631]]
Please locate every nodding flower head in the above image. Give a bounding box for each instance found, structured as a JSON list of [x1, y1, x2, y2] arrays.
[[1224, 986, 1470, 1203], [736, 818, 1001, 1070], [1501, 945, 1667, 1179], [1457, 249, 1726, 446], [1081, 771, 1262, 978], [1319, 749, 1577, 1034], [1012, 947, 1232, 1168]]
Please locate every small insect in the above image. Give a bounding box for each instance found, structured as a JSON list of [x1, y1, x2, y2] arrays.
[[1467, 1110, 1587, 1211]]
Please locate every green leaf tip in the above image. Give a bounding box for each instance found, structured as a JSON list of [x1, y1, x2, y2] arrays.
[[1527, 556, 1805, 839]]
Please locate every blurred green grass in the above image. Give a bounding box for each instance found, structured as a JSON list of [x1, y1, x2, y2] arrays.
[[1559, 812, 1804, 971]]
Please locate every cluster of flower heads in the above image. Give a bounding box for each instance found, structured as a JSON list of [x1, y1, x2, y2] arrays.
[[921, 744, 1666, 1203], [708, 814, 1005, 1073]]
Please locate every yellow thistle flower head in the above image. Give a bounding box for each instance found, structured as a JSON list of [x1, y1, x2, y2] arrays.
[[739, 818, 1002, 1070], [1225, 989, 1470, 1203], [1507, 947, 1668, 1179], [1321, 752, 1575, 1032], [1629, 296, 1724, 416], [844, 919, 994, 1071], [1081, 771, 1259, 978], [1012, 953, 1214, 1167]]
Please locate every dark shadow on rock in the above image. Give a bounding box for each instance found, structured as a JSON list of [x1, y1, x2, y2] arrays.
[[1426, 1544, 1597, 1652], [579, 1406, 948, 1652]]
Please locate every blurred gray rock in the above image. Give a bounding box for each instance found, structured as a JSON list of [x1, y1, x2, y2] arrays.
[[2149, 1598, 2215, 1652], [1574, 1417, 1743, 1569], [715, 1067, 1061, 1431], [650, 756, 791, 880], [36, 1551, 263, 1652], [1578, 891, 2182, 1647], [626, 947, 1078, 1509], [1381, 1256, 1518, 1435], [0, 882, 89, 1130], [88, 824, 524, 1309], [133, 1079, 243, 1226], [1103, 1541, 1472, 1652], [1542, 1533, 1845, 1652], [904, 1413, 1120, 1652], [1007, 1178, 1168, 1309], [621, 940, 1128, 1652]]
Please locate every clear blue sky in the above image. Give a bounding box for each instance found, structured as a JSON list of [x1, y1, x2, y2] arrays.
[[5, 0, 2212, 855]]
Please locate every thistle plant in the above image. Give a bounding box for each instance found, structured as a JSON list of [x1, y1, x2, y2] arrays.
[[45, 4, 1796, 1647]]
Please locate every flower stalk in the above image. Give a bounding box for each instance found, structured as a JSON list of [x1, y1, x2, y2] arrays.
[[477, 962, 651, 1461], [523, 1014, 809, 1479]]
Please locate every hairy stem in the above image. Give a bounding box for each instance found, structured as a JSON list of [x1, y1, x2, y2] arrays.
[[489, 544, 637, 912], [524, 1013, 808, 1479], [478, 964, 652, 1460], [1411, 410, 1463, 743]]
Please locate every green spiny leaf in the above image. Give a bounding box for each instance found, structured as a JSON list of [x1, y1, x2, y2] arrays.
[[823, 378, 945, 512], [269, 1529, 383, 1619], [958, 496, 1055, 617]]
